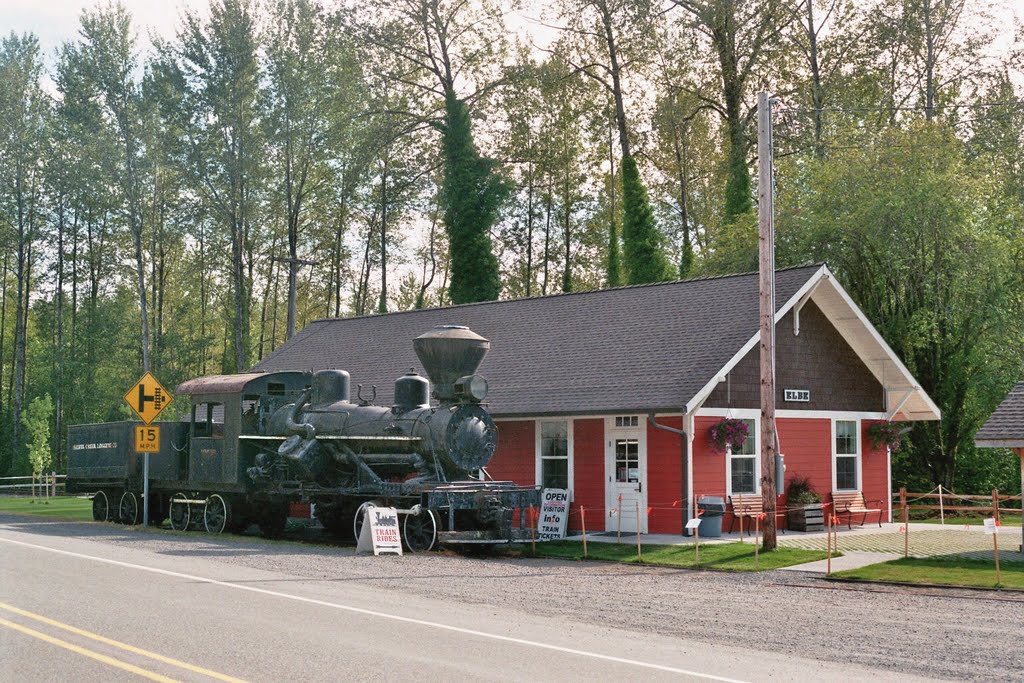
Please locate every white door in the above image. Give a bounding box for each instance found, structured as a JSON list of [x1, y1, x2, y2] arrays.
[[606, 418, 646, 533]]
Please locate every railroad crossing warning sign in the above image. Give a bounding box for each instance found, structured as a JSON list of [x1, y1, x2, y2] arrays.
[[134, 425, 161, 453], [124, 372, 172, 425]]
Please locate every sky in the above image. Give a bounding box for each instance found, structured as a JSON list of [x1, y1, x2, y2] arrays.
[[0, 0, 562, 65], [2, 0, 1019, 76]]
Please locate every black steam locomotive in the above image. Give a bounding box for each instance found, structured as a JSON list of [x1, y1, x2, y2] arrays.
[[66, 325, 540, 551]]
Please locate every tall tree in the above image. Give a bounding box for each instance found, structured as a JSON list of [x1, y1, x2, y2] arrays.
[[360, 0, 511, 304], [555, 0, 671, 284], [787, 124, 1023, 489], [170, 0, 264, 372], [264, 0, 360, 337], [669, 0, 790, 224], [78, 6, 152, 372], [0, 33, 47, 474]]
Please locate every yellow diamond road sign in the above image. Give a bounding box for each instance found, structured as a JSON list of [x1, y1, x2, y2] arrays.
[[124, 372, 172, 425]]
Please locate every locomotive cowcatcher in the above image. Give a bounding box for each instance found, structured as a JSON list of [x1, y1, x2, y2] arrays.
[[66, 325, 541, 551]]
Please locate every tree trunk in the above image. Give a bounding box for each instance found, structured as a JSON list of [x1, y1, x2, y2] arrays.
[[378, 154, 389, 314], [805, 0, 825, 156], [562, 170, 572, 293], [923, 0, 936, 121], [542, 174, 553, 296], [598, 0, 631, 159]]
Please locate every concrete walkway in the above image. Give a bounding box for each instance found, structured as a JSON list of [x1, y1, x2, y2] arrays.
[[779, 550, 901, 573]]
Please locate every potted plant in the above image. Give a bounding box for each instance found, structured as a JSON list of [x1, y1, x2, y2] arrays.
[[785, 475, 824, 532], [708, 418, 749, 453], [867, 421, 908, 451]]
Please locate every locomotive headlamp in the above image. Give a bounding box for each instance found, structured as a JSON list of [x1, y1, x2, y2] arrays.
[[454, 374, 488, 402]]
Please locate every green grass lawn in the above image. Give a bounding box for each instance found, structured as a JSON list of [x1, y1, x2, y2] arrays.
[[911, 515, 1021, 527], [0, 496, 94, 521], [527, 540, 830, 571], [833, 557, 1024, 590]]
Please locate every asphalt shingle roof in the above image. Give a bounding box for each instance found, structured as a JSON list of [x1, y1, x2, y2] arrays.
[[975, 382, 1024, 446], [251, 265, 823, 417]]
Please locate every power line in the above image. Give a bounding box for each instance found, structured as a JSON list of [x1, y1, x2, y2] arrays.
[[774, 100, 1023, 115]]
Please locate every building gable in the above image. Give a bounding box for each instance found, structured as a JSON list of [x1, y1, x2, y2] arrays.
[[704, 300, 884, 413]]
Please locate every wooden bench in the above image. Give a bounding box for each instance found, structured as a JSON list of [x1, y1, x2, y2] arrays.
[[728, 494, 785, 535], [831, 491, 883, 529]]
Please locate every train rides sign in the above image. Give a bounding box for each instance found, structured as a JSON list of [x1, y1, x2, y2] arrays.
[[356, 506, 404, 556], [124, 372, 172, 425]]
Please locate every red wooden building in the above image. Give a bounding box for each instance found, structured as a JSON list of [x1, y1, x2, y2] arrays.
[[254, 264, 940, 534]]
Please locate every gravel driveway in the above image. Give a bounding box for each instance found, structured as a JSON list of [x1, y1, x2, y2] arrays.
[[7, 515, 1023, 682]]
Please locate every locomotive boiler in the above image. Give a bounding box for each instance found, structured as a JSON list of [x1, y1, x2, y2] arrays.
[[66, 325, 539, 551]]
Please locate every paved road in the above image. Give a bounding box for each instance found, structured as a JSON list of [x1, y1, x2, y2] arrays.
[[1, 515, 1020, 682]]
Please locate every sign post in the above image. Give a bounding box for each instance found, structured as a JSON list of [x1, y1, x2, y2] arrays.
[[686, 517, 702, 563], [983, 518, 1000, 585], [123, 373, 173, 526]]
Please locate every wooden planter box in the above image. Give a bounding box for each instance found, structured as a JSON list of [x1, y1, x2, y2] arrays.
[[788, 503, 824, 532]]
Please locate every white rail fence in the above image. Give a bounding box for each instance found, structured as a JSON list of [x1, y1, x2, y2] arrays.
[[0, 473, 66, 498]]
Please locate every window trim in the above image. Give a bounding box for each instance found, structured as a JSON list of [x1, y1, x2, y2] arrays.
[[832, 418, 862, 492], [535, 418, 574, 494], [724, 412, 760, 496]]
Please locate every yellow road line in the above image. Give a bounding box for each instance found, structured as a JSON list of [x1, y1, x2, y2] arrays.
[[0, 616, 178, 682], [0, 602, 247, 683]]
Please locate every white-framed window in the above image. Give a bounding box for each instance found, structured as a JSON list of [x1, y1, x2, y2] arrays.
[[614, 415, 639, 428], [536, 420, 572, 490], [833, 419, 860, 491], [727, 418, 759, 495]]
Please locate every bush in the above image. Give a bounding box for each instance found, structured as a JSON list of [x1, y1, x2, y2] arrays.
[[786, 475, 821, 505]]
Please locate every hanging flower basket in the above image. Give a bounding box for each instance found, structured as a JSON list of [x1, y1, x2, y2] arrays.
[[708, 418, 749, 453], [866, 421, 908, 452]]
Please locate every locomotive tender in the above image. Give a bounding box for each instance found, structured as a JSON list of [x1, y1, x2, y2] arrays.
[[66, 325, 540, 551]]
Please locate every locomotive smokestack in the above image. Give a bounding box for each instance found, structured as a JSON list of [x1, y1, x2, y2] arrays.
[[414, 325, 489, 402]]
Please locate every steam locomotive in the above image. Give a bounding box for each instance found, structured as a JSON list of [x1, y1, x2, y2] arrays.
[[66, 325, 540, 551]]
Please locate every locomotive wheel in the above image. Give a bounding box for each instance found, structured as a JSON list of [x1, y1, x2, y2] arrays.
[[118, 491, 140, 525], [169, 493, 190, 531], [403, 508, 438, 553], [204, 494, 231, 534], [92, 491, 111, 522], [257, 503, 289, 538], [352, 501, 382, 540]]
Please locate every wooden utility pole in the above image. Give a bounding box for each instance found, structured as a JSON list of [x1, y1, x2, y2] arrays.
[[757, 92, 778, 551]]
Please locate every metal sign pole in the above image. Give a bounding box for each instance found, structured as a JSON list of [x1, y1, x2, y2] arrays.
[[143, 452, 149, 526]]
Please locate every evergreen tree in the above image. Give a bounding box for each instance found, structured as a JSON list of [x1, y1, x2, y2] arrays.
[[441, 94, 509, 304], [621, 155, 671, 284]]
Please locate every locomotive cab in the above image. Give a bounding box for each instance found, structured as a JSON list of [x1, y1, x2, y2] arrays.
[[176, 372, 311, 488]]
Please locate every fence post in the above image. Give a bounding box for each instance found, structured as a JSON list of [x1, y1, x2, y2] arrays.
[[51, 471, 56, 498], [938, 484, 945, 525], [900, 487, 909, 558], [992, 489, 1000, 523]]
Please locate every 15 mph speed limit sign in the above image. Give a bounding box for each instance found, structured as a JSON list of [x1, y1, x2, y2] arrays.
[[134, 425, 161, 453]]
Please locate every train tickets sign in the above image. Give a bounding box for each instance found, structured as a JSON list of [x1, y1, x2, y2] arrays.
[[538, 488, 570, 540], [356, 506, 403, 556]]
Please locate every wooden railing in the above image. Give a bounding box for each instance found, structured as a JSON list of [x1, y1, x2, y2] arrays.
[[0, 473, 65, 498], [896, 485, 1022, 523]]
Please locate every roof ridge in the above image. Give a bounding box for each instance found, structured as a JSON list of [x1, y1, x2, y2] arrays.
[[306, 262, 826, 325]]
